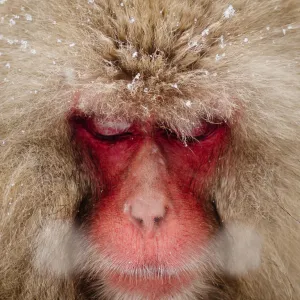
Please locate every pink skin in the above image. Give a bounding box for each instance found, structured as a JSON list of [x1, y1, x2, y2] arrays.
[[70, 113, 228, 297]]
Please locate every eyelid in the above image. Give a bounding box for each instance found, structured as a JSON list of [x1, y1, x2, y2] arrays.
[[190, 122, 221, 137], [161, 122, 220, 143], [190, 123, 208, 137], [93, 119, 132, 136]]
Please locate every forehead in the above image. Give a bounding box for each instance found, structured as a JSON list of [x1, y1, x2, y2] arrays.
[[66, 0, 241, 130], [75, 77, 237, 133]]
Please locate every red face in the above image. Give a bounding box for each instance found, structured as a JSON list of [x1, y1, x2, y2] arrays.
[[70, 113, 228, 298]]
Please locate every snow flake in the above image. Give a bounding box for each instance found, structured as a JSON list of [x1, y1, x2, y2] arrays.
[[133, 73, 140, 80], [57, 39, 62, 43], [201, 28, 209, 36], [143, 88, 149, 93], [132, 51, 138, 58], [127, 83, 134, 91], [69, 43, 76, 47], [88, 0, 95, 3], [7, 39, 14, 45], [20, 40, 28, 50], [5, 62, 10, 68], [9, 19, 16, 26], [171, 83, 178, 89], [188, 40, 198, 48], [287, 25, 293, 30], [127, 73, 141, 91], [282, 29, 286, 35], [30, 49, 37, 54], [220, 35, 226, 48], [266, 26, 270, 31], [120, 2, 124, 7], [224, 5, 235, 19], [25, 14, 33, 21], [244, 37, 249, 43], [185, 100, 192, 108], [215, 53, 225, 61], [129, 17, 135, 23]]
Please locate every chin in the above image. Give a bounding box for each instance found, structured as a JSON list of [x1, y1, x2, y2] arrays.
[[104, 270, 196, 299]]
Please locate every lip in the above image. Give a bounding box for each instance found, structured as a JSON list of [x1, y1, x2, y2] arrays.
[[104, 266, 196, 297], [114, 266, 182, 277]]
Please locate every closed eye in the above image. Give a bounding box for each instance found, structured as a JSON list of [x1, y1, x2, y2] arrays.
[[187, 124, 219, 142], [160, 122, 220, 143], [94, 131, 133, 142], [69, 114, 134, 143], [89, 118, 134, 142]]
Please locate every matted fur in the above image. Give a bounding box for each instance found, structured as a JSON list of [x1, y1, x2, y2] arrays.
[[0, 0, 299, 299]]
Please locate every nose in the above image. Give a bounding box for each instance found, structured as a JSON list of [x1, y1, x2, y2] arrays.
[[128, 194, 169, 233], [123, 141, 172, 235]]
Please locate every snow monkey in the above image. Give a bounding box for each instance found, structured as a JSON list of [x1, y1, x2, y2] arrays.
[[0, 0, 300, 299]]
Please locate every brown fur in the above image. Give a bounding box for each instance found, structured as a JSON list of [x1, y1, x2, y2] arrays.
[[0, 0, 300, 299]]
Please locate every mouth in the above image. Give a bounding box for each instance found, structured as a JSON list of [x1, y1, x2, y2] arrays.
[[104, 265, 196, 297]]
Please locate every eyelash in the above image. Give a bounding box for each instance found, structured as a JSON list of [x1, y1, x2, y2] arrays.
[[162, 124, 219, 143], [77, 116, 220, 144], [94, 132, 133, 142]]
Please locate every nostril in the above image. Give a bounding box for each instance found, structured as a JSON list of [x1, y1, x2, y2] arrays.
[[127, 200, 171, 232], [153, 216, 163, 225], [133, 215, 164, 230], [136, 218, 143, 226]]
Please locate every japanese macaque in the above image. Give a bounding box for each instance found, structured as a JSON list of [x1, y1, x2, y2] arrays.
[[0, 0, 300, 299]]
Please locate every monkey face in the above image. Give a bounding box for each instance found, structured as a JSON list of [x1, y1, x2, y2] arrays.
[[69, 113, 228, 298]]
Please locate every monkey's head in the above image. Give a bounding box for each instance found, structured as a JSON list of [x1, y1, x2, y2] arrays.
[[0, 1, 299, 300]]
